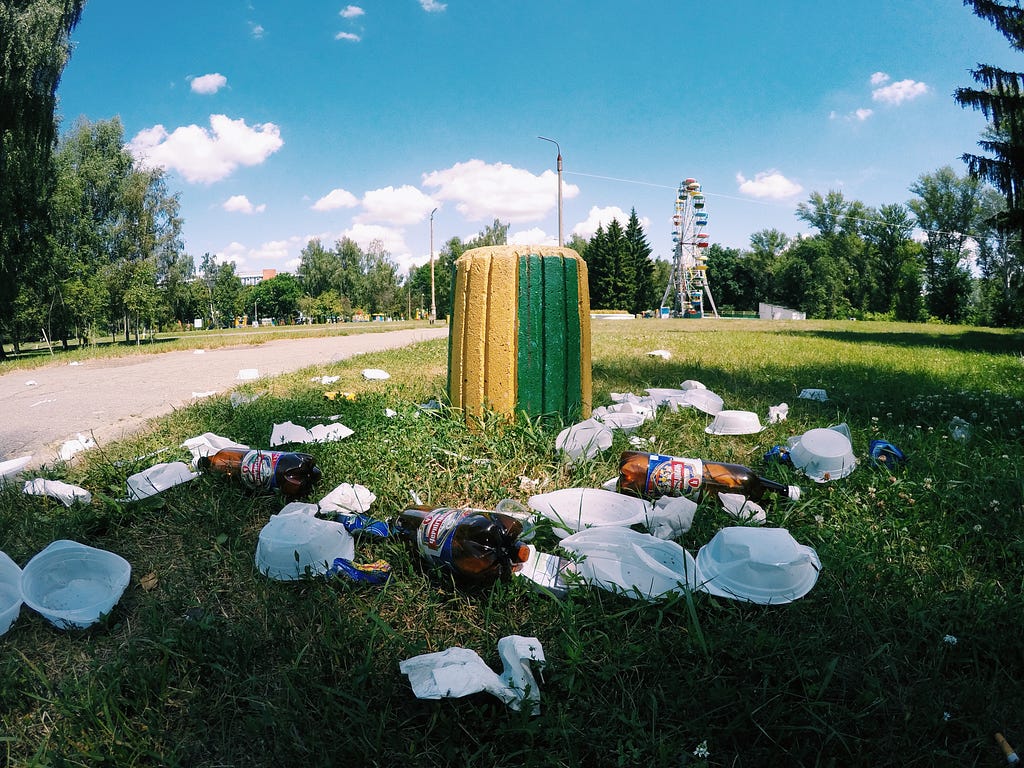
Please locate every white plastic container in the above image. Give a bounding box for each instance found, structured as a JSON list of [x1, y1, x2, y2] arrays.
[[255, 508, 355, 580], [696, 527, 820, 605], [21, 540, 131, 629], [528, 487, 650, 539], [788, 427, 857, 482], [705, 409, 764, 435], [0, 551, 23, 636]]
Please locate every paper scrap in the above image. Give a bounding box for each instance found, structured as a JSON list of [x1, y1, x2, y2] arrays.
[[23, 478, 92, 507]]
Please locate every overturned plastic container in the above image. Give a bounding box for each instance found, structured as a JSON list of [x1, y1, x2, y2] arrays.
[[696, 527, 820, 605], [527, 487, 650, 539], [21, 540, 131, 629], [560, 527, 698, 601], [255, 507, 355, 580], [705, 409, 764, 435], [0, 551, 23, 636], [788, 426, 857, 482]]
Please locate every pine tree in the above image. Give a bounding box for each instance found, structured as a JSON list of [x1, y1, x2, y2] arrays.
[[624, 209, 655, 314]]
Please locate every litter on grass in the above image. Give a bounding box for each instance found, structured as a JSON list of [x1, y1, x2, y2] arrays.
[[59, 434, 95, 462], [126, 462, 199, 501], [0, 456, 32, 483], [798, 388, 828, 401], [319, 482, 376, 514], [647, 349, 671, 359], [23, 478, 92, 507], [555, 419, 613, 462], [237, 368, 259, 381], [181, 433, 249, 465], [270, 420, 354, 446], [361, 368, 390, 380]]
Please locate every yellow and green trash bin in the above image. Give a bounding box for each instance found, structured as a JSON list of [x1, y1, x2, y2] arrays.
[[447, 245, 592, 423]]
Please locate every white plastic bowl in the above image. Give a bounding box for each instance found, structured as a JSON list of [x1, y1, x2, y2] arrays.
[[672, 388, 724, 415], [595, 411, 646, 433], [705, 409, 764, 435], [255, 509, 355, 580], [21, 541, 131, 629], [528, 488, 650, 539], [696, 527, 821, 604], [560, 527, 698, 600], [555, 419, 613, 461], [0, 551, 23, 636], [788, 427, 857, 482]]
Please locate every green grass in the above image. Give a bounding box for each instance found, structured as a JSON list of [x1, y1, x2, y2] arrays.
[[1, 319, 1022, 767]]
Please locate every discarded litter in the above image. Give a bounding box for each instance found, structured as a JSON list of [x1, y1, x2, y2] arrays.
[[237, 368, 260, 381], [559, 526, 699, 601], [198, 447, 322, 498], [787, 425, 857, 483], [869, 439, 906, 468], [126, 462, 199, 501], [270, 420, 353, 446], [670, 387, 724, 415], [393, 506, 531, 587], [310, 375, 340, 385], [555, 419, 613, 462], [767, 402, 789, 423], [362, 368, 390, 380], [191, 390, 218, 399], [59, 434, 96, 462], [798, 388, 828, 402], [948, 416, 972, 442], [0, 551, 23, 636], [527, 487, 650, 539], [647, 349, 671, 359], [400, 635, 546, 714], [327, 557, 391, 585], [695, 527, 821, 605], [645, 494, 698, 539], [20, 540, 131, 629], [617, 451, 801, 503], [323, 391, 356, 401], [0, 455, 32, 484], [23, 478, 92, 507], [181, 433, 250, 465], [593, 410, 646, 433], [255, 506, 355, 581], [230, 391, 263, 407], [319, 482, 377, 515], [705, 409, 764, 435], [719, 493, 766, 525]]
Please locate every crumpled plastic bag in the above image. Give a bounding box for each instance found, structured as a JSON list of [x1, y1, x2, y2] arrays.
[[645, 495, 697, 539], [181, 433, 249, 465], [719, 493, 767, 525], [23, 478, 92, 507], [399, 635, 546, 715], [126, 461, 199, 501], [59, 434, 96, 462], [319, 482, 376, 514], [270, 421, 354, 446], [767, 402, 789, 424]]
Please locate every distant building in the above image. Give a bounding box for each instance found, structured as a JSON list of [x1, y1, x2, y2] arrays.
[[239, 268, 277, 287]]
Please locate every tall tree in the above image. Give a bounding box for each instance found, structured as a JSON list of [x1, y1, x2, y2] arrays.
[[624, 209, 655, 314], [0, 0, 85, 358], [297, 239, 341, 298], [795, 190, 851, 237]]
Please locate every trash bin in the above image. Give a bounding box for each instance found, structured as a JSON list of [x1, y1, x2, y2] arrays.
[[448, 245, 591, 423]]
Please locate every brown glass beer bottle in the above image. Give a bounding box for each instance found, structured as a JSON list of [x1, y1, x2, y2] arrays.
[[617, 451, 800, 502], [198, 447, 322, 498]]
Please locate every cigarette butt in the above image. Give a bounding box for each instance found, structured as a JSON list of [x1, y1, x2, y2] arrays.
[[996, 733, 1020, 765]]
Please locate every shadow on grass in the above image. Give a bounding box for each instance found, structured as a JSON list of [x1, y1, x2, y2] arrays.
[[781, 327, 1024, 355]]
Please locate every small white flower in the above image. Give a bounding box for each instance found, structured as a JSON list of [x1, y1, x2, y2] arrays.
[[693, 740, 710, 758], [943, 634, 958, 645], [973, 524, 982, 532], [943, 711, 952, 722]]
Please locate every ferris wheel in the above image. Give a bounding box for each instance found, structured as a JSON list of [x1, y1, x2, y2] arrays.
[[660, 178, 719, 318]]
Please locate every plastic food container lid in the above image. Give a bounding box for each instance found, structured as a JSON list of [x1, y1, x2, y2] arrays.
[[696, 527, 820, 604], [528, 488, 650, 539]]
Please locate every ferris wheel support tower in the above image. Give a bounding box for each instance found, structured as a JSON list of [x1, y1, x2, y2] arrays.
[[660, 178, 719, 318]]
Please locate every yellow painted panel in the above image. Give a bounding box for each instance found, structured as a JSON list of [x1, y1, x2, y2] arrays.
[[483, 253, 517, 415]]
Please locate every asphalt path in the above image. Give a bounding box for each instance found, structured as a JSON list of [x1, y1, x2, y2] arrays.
[[0, 327, 448, 468]]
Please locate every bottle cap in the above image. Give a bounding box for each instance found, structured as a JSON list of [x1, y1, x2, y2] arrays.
[[787, 485, 801, 501]]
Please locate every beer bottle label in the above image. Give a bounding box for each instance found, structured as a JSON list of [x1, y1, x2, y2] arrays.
[[416, 507, 475, 567], [239, 450, 283, 491], [645, 454, 703, 496]]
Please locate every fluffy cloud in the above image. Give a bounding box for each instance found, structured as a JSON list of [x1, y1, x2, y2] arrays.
[[509, 227, 555, 246], [343, 223, 410, 258], [419, 0, 447, 11], [127, 115, 283, 184], [335, 31, 361, 41], [872, 76, 929, 105], [340, 5, 364, 18], [736, 170, 803, 200], [190, 73, 227, 95], [312, 187, 359, 211], [357, 185, 438, 225], [422, 159, 579, 222], [830, 108, 873, 122], [570, 207, 650, 240], [222, 195, 265, 214]]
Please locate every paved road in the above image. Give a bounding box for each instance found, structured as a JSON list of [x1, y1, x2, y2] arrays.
[[0, 328, 448, 468]]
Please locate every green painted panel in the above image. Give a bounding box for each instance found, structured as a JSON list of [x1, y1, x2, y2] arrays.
[[542, 256, 568, 414], [517, 254, 544, 414], [563, 258, 583, 415]]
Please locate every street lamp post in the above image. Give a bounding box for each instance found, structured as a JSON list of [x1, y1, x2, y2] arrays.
[[429, 207, 438, 324], [254, 300, 258, 325], [538, 136, 563, 246]]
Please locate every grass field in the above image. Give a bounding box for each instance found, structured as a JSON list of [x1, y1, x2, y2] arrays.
[[1, 319, 1022, 767]]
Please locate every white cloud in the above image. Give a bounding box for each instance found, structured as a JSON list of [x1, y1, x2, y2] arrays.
[[340, 5, 364, 18], [190, 73, 227, 95], [572, 206, 631, 240], [419, 0, 447, 11], [335, 31, 361, 42], [509, 227, 555, 246], [343, 223, 409, 259], [736, 170, 803, 200], [830, 108, 873, 122], [872, 78, 929, 106], [422, 159, 579, 222], [870, 72, 890, 86], [249, 23, 264, 39], [313, 187, 359, 211], [358, 185, 437, 225], [222, 195, 265, 214], [127, 114, 283, 184]]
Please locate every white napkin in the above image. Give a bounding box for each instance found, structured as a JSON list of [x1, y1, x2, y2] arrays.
[[23, 478, 92, 507]]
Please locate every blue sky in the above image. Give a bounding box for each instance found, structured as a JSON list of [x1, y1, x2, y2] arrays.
[[56, 1, 1011, 278]]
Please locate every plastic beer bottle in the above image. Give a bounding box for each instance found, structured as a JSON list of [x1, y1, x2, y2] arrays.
[[393, 506, 532, 587], [197, 448, 322, 498], [617, 451, 801, 502]]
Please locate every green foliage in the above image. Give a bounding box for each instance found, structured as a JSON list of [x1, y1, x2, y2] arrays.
[[1, 321, 1022, 766]]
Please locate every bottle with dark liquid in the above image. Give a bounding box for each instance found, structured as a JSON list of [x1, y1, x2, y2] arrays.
[[617, 451, 800, 502], [393, 506, 531, 587], [197, 448, 322, 498]]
